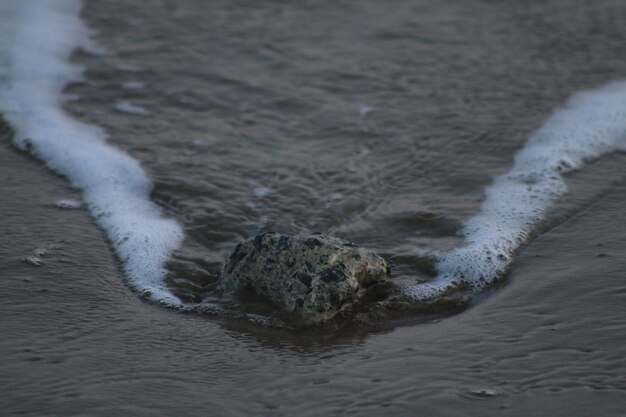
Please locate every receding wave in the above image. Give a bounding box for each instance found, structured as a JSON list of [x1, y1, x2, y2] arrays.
[[2, 1, 625, 317], [0, 0, 184, 305], [402, 80, 626, 301]]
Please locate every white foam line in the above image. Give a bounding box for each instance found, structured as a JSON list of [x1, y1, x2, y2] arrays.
[[0, 0, 184, 305], [403, 80, 626, 301]]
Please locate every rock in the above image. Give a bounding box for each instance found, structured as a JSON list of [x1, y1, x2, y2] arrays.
[[219, 232, 390, 325]]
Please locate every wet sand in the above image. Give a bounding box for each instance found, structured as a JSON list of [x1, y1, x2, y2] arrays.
[[2, 127, 625, 415]]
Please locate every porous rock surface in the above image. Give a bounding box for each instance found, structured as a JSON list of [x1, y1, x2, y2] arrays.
[[219, 232, 390, 324]]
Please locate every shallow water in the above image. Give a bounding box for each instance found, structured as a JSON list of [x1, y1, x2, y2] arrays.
[[1, 0, 626, 415]]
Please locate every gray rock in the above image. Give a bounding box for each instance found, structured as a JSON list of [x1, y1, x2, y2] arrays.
[[219, 232, 390, 325]]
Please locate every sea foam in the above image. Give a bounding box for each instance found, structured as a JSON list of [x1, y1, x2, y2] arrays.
[[403, 80, 626, 301], [0, 0, 184, 305]]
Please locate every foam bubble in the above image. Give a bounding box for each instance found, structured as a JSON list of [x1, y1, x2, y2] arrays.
[[358, 106, 373, 117], [114, 101, 151, 116], [23, 243, 64, 267], [0, 0, 184, 305], [54, 199, 82, 209], [253, 186, 273, 198], [403, 80, 626, 301]]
